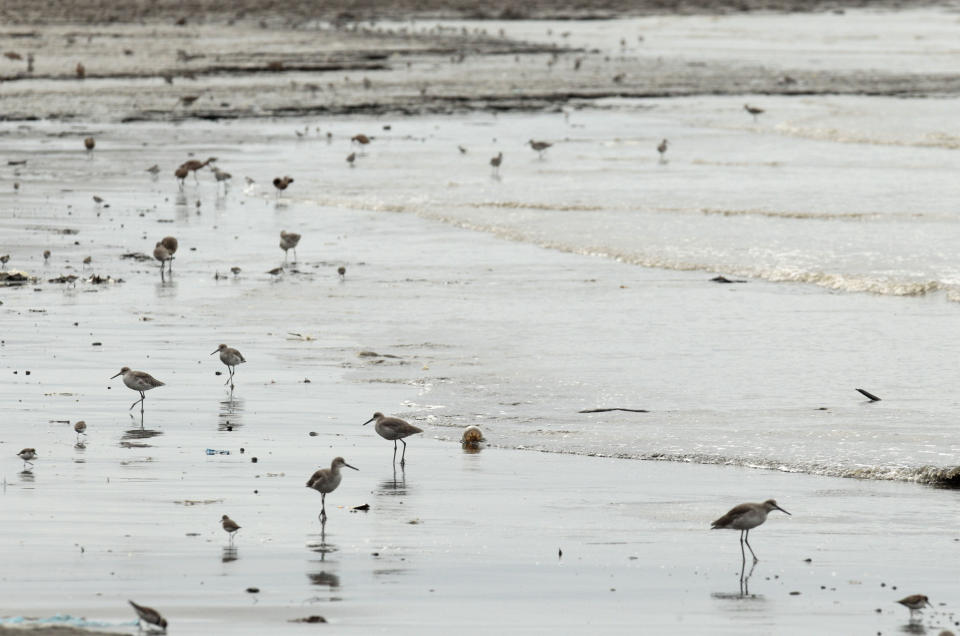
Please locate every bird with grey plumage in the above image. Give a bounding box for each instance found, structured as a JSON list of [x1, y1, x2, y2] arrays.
[[129, 600, 167, 632], [363, 412, 423, 466], [306, 457, 358, 522], [211, 344, 245, 389], [711, 499, 790, 563], [111, 367, 165, 412]]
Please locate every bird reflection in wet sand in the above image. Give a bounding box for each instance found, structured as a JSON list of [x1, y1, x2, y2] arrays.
[[218, 395, 244, 431], [377, 465, 407, 496], [121, 427, 163, 446], [308, 570, 340, 588], [221, 545, 239, 563], [710, 558, 758, 600]]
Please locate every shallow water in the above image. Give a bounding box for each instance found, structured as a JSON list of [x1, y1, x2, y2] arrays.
[[2, 9, 960, 632]]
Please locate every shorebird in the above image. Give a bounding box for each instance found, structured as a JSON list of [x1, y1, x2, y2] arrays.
[[458, 145, 468, 154], [490, 152, 503, 176], [111, 367, 165, 411], [657, 138, 669, 163], [279, 230, 300, 262], [17, 448, 36, 469], [160, 236, 178, 270], [43, 249, 51, 263], [267, 266, 284, 277], [897, 594, 932, 620], [76, 62, 86, 79], [92, 195, 104, 206], [528, 139, 552, 159], [337, 265, 346, 280], [460, 425, 485, 449], [211, 344, 246, 388], [83, 136, 94, 151], [146, 164, 160, 175], [230, 266, 241, 277], [82, 256, 92, 269], [178, 157, 216, 184], [346, 152, 356, 167], [74, 420, 87, 441], [351, 133, 370, 146], [180, 94, 199, 106], [363, 412, 423, 466], [273, 176, 293, 197], [711, 499, 790, 563], [212, 166, 232, 190], [174, 164, 189, 188], [153, 241, 172, 274], [306, 457, 358, 522], [128, 600, 167, 632], [744, 104, 764, 122], [221, 515, 240, 542], [0, 254, 9, 270]]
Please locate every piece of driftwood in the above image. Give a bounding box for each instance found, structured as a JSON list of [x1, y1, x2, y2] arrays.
[[578, 408, 649, 413], [856, 388, 881, 402]]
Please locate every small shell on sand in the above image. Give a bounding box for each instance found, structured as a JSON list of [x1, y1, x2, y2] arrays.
[[460, 425, 485, 447]]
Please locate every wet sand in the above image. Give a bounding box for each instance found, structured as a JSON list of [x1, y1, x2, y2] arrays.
[[1, 119, 959, 634]]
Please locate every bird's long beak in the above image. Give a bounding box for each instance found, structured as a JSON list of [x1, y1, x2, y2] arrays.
[[110, 371, 122, 379], [925, 599, 933, 608], [344, 463, 359, 471], [210, 349, 219, 355], [775, 505, 791, 516], [362, 417, 374, 426]]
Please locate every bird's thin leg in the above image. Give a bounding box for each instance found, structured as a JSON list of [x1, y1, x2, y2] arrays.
[[400, 438, 408, 466], [743, 529, 758, 563], [283, 249, 288, 264], [739, 530, 746, 564], [224, 367, 232, 386], [392, 440, 398, 464], [129, 394, 144, 410], [193, 172, 199, 184], [320, 492, 327, 521], [293, 248, 297, 262]]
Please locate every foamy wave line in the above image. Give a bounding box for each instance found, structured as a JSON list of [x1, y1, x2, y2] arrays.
[[774, 123, 960, 150], [699, 207, 883, 221]]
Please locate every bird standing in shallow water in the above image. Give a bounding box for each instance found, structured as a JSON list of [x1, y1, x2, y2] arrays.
[[363, 412, 423, 466], [221, 515, 240, 542], [528, 139, 552, 159], [657, 138, 669, 163], [490, 152, 503, 176], [74, 420, 87, 442], [160, 236, 177, 270], [744, 104, 764, 122], [273, 176, 293, 198], [337, 265, 346, 281], [83, 136, 95, 151], [129, 600, 167, 632], [711, 499, 790, 563], [174, 164, 189, 189], [153, 242, 172, 275], [306, 457, 358, 522], [0, 254, 9, 270], [111, 367, 165, 412], [897, 594, 932, 620], [279, 230, 301, 263], [211, 344, 245, 389], [178, 157, 216, 184], [17, 448, 36, 469], [43, 249, 51, 263]]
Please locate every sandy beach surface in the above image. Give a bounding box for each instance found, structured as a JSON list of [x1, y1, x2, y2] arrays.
[[3, 4, 960, 635]]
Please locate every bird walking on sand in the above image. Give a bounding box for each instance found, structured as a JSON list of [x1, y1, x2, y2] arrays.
[[744, 104, 764, 122], [337, 265, 346, 281], [74, 420, 87, 442], [351, 133, 371, 147], [346, 152, 356, 167], [657, 138, 669, 163], [111, 367, 165, 412], [273, 176, 293, 198], [212, 166, 232, 190], [159, 236, 177, 270], [146, 164, 160, 175], [279, 230, 301, 263], [43, 249, 51, 263], [153, 242, 173, 274], [17, 448, 36, 469], [306, 457, 358, 522], [363, 412, 423, 466], [490, 152, 503, 176], [178, 157, 216, 184], [0, 254, 9, 270], [83, 136, 95, 151], [528, 139, 552, 159], [129, 600, 167, 632], [174, 164, 189, 189], [221, 515, 240, 543], [711, 499, 790, 563], [211, 344, 245, 389], [897, 594, 932, 621]]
